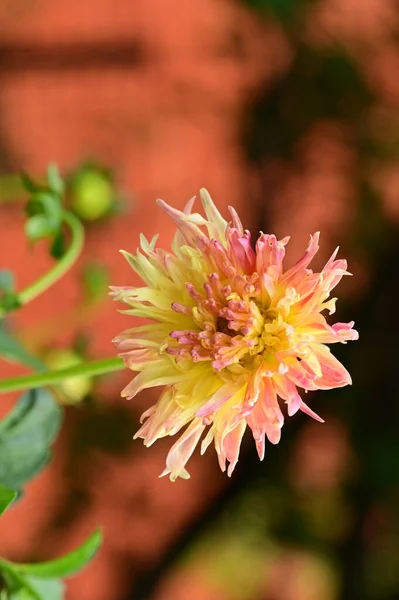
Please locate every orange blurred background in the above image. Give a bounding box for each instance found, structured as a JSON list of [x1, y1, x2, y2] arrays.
[[0, 0, 398, 599]]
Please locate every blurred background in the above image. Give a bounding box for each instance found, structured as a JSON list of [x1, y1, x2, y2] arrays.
[[0, 0, 398, 598]]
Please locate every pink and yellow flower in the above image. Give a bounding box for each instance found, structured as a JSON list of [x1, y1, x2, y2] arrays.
[[111, 190, 358, 481]]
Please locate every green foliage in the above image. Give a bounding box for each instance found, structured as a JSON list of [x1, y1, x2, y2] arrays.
[[0, 389, 62, 489], [82, 262, 109, 304], [0, 271, 21, 313], [46, 164, 65, 197], [0, 467, 101, 600], [0, 483, 17, 516], [0, 324, 46, 371], [16, 530, 102, 579], [0, 165, 106, 598], [14, 577, 64, 600], [23, 165, 64, 248], [0, 531, 101, 599], [241, 0, 313, 24]]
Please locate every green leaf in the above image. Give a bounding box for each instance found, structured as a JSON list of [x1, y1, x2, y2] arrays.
[[16, 577, 64, 600], [0, 272, 21, 314], [0, 568, 63, 600], [82, 263, 109, 303], [0, 483, 17, 516], [47, 165, 64, 197], [49, 230, 66, 260], [16, 530, 102, 579], [0, 326, 46, 371], [0, 293, 22, 313], [0, 271, 15, 294], [0, 561, 41, 600], [0, 389, 63, 489], [0, 532, 100, 599], [25, 189, 63, 245], [20, 173, 42, 195], [24, 215, 54, 242]]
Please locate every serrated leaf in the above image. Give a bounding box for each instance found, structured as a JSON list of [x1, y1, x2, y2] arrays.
[[0, 326, 46, 371], [0, 483, 17, 516], [0, 389, 63, 489], [16, 530, 102, 579]]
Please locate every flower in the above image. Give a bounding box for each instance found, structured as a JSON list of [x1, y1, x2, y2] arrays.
[[111, 190, 358, 481]]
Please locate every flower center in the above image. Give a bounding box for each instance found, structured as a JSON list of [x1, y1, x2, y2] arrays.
[[168, 273, 294, 374]]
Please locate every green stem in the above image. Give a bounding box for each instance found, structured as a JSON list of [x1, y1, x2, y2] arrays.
[[0, 357, 124, 394], [20, 211, 84, 307], [0, 211, 84, 318]]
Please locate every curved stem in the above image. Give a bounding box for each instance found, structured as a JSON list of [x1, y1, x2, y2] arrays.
[[0, 357, 124, 394], [0, 212, 84, 318], [20, 211, 84, 307]]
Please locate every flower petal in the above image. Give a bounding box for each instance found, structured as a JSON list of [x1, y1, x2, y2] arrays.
[[160, 418, 206, 481]]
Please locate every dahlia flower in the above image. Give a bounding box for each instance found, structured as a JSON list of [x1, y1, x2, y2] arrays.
[[111, 190, 358, 481]]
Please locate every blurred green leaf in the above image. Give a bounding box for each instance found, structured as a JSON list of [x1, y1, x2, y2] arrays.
[[0, 271, 21, 314], [0, 325, 46, 371], [241, 0, 312, 23], [0, 293, 21, 313], [24, 166, 65, 247], [47, 165, 64, 197], [0, 389, 63, 489], [82, 263, 109, 304], [0, 561, 40, 600], [14, 577, 64, 600], [0, 564, 63, 600], [0, 532, 100, 599], [25, 191, 63, 245], [0, 483, 17, 516], [0, 271, 15, 294], [49, 230, 66, 260], [17, 530, 102, 579], [24, 215, 54, 243], [20, 173, 42, 195]]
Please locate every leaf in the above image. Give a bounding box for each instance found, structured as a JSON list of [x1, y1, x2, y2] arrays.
[[0, 292, 22, 313], [17, 577, 64, 600], [47, 165, 65, 197], [0, 532, 100, 599], [0, 326, 46, 371], [0, 483, 17, 516], [0, 271, 21, 313], [0, 389, 63, 489], [25, 190, 63, 244], [50, 230, 66, 260], [16, 530, 102, 579], [24, 215, 54, 243], [20, 173, 41, 195], [0, 567, 63, 600], [0, 561, 41, 600], [0, 271, 15, 294], [82, 263, 109, 304]]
